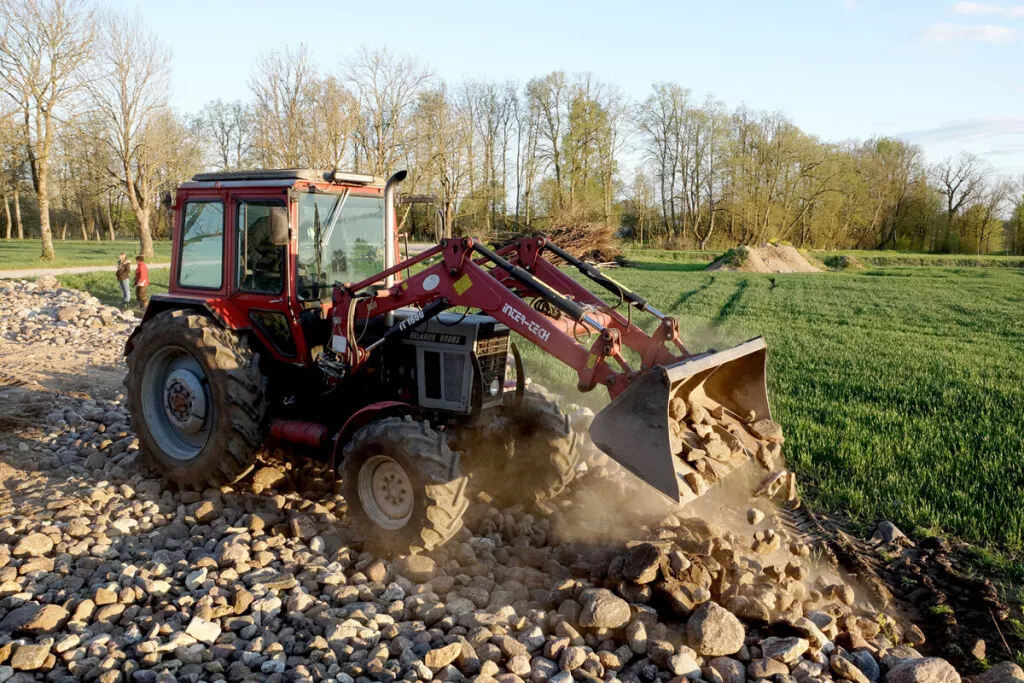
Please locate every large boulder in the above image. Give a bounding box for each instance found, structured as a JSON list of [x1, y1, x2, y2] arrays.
[[705, 657, 746, 683], [13, 533, 53, 557], [975, 662, 1024, 683], [686, 602, 745, 656], [885, 658, 960, 683], [21, 604, 69, 635], [35, 274, 59, 290], [578, 588, 631, 629], [622, 543, 662, 584], [395, 555, 437, 583]]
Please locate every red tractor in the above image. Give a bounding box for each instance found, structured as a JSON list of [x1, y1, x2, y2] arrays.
[[125, 168, 772, 554]]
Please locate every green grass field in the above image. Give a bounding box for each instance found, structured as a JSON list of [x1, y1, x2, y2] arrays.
[[521, 259, 1024, 563], [622, 245, 1024, 269], [0, 239, 172, 270], [829, 250, 1024, 268]]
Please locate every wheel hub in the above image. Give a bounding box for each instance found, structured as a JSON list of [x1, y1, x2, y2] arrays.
[[163, 368, 207, 434], [358, 455, 414, 530]]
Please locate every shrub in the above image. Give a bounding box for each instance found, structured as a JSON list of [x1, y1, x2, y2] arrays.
[[823, 254, 865, 271], [719, 246, 750, 269]]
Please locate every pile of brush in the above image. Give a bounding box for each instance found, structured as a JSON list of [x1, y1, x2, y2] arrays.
[[495, 208, 621, 264]]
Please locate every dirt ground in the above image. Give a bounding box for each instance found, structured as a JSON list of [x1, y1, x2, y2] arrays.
[[0, 337, 126, 400]]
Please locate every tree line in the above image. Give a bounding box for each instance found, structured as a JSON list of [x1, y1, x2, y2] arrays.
[[2, 0, 1022, 260]]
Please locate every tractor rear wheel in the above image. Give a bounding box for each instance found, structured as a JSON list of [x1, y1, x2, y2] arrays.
[[459, 390, 581, 506], [125, 310, 267, 487], [342, 416, 469, 555]]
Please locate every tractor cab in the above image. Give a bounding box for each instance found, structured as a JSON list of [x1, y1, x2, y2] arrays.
[[160, 169, 397, 367]]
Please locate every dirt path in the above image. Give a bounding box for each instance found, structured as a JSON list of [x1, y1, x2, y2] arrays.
[[0, 338, 126, 400], [0, 262, 170, 279]]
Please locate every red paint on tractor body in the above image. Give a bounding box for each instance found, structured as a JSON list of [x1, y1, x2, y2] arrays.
[[269, 419, 331, 449]]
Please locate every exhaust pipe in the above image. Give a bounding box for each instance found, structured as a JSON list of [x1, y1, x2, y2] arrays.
[[383, 170, 408, 290]]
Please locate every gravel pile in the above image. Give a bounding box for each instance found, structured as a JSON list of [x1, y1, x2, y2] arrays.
[[0, 277, 136, 350], [0, 387, 962, 683]]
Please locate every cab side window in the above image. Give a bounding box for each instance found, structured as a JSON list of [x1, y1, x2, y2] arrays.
[[179, 201, 224, 290], [236, 201, 285, 294]]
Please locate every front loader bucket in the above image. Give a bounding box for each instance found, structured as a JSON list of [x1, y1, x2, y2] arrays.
[[589, 337, 771, 504]]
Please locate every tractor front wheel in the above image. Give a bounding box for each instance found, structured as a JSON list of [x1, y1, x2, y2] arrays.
[[342, 416, 469, 555], [125, 310, 267, 487]]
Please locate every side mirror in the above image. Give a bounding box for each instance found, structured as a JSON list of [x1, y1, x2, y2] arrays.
[[161, 191, 173, 209], [269, 206, 290, 245]]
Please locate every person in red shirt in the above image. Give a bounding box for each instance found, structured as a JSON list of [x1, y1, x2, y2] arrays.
[[134, 255, 150, 310]]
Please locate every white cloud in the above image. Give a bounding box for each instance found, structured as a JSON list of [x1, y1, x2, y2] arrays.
[[984, 143, 1024, 156], [900, 117, 1024, 144], [921, 22, 1019, 42], [843, 0, 857, 12], [951, 2, 1024, 17]]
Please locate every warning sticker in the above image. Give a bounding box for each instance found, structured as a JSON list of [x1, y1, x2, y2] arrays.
[[453, 273, 473, 295]]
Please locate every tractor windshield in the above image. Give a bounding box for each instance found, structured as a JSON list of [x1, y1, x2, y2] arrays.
[[296, 192, 385, 300]]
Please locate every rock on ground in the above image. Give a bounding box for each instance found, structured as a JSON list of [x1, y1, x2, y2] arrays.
[[686, 602, 746, 657]]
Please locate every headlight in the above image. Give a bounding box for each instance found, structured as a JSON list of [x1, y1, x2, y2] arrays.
[[489, 378, 501, 396]]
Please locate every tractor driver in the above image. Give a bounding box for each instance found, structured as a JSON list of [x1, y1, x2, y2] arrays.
[[242, 214, 283, 291]]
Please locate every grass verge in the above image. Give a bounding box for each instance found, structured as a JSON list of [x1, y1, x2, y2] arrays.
[[56, 270, 171, 306], [0, 239, 172, 270]]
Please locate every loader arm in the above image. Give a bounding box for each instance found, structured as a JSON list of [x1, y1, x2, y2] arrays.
[[331, 236, 771, 505], [332, 237, 655, 397]]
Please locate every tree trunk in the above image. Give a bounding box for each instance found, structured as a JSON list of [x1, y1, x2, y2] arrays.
[[61, 223, 67, 240], [138, 208, 154, 260], [103, 202, 115, 241], [79, 220, 86, 240], [14, 189, 24, 239], [84, 206, 97, 241], [37, 173, 55, 259], [2, 193, 10, 240]]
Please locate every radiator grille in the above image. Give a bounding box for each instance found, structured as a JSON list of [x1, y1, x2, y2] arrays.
[[476, 335, 508, 357], [443, 352, 464, 402], [476, 333, 509, 397]]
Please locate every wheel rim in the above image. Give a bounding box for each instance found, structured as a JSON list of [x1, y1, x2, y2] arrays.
[[140, 345, 213, 461], [357, 455, 414, 530]]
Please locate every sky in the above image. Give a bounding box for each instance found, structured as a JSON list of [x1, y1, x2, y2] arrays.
[[110, 0, 1024, 176]]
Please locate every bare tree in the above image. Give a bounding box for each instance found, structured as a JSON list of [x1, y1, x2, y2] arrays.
[[976, 179, 1010, 254], [346, 46, 433, 176], [249, 44, 316, 168], [306, 75, 359, 170], [198, 99, 252, 171], [89, 10, 171, 259], [933, 152, 989, 253], [0, 0, 94, 258], [636, 83, 687, 235], [526, 72, 569, 210], [146, 109, 204, 237], [0, 103, 22, 239], [414, 86, 471, 235]]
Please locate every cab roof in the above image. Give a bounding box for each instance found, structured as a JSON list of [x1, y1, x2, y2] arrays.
[[181, 168, 383, 190]]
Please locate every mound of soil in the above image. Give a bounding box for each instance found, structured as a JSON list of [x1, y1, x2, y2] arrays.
[[709, 244, 821, 273]]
